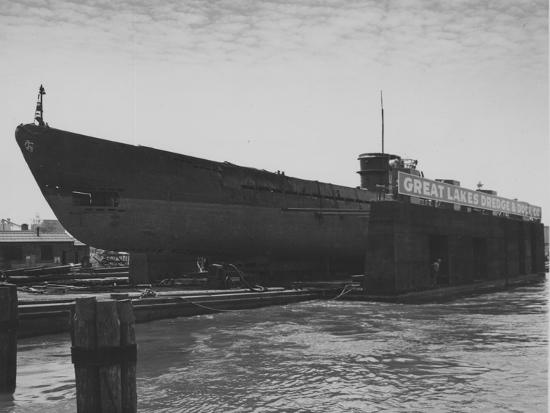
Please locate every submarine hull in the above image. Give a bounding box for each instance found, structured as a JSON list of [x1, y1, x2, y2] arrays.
[[15, 124, 373, 281]]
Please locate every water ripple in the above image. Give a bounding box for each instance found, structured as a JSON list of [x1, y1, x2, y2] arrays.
[[1, 282, 546, 412]]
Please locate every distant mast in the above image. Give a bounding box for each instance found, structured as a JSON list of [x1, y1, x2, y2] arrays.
[[34, 85, 46, 126], [380, 90, 384, 154]]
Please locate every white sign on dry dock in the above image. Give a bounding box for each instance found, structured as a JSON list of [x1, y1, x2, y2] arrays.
[[397, 172, 542, 220]]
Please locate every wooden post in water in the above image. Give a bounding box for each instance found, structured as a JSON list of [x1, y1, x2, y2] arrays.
[[0, 283, 18, 393], [118, 301, 137, 413], [71, 297, 137, 413], [96, 300, 122, 412], [73, 297, 100, 412]]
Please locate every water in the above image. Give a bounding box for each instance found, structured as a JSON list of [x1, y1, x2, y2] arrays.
[[1, 282, 547, 412]]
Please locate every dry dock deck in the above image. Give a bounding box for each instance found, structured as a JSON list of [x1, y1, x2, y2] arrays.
[[343, 273, 546, 303]]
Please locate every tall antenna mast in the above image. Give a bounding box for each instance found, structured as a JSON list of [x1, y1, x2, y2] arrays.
[[380, 90, 384, 154], [34, 84, 46, 126]]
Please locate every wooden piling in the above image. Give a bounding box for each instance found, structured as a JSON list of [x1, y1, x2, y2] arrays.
[[73, 297, 100, 413], [96, 300, 122, 412], [117, 300, 137, 413], [71, 298, 137, 413], [0, 283, 18, 393]]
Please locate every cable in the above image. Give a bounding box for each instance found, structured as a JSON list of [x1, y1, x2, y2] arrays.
[[331, 284, 355, 300], [225, 264, 267, 292], [175, 296, 242, 313]]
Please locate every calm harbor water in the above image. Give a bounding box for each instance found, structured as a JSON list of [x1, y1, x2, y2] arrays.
[[1, 282, 547, 413]]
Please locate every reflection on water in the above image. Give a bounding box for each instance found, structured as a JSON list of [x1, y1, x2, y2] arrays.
[[2, 282, 547, 412]]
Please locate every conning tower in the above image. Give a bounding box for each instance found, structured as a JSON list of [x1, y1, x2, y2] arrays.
[[357, 152, 422, 196]]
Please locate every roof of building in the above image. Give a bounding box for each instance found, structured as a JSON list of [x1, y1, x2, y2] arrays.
[[0, 231, 86, 245]]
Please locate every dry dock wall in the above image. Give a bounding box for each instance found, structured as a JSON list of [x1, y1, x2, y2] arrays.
[[364, 201, 545, 294]]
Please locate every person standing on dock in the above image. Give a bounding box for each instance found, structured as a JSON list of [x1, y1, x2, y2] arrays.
[[431, 258, 442, 286]]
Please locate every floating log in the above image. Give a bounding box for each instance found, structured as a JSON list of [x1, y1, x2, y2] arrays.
[[8, 272, 129, 285], [92, 266, 129, 274], [3, 264, 76, 277]]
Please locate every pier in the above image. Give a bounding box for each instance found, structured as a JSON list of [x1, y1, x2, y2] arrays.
[[16, 287, 321, 338], [10, 271, 546, 339]]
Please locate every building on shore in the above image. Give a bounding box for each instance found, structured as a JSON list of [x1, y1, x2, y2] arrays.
[[0, 219, 89, 269]]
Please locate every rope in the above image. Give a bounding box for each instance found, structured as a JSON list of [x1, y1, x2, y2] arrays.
[[132, 289, 241, 312], [175, 296, 242, 313], [137, 288, 157, 299], [225, 264, 267, 292], [154, 263, 267, 292], [331, 284, 355, 300]]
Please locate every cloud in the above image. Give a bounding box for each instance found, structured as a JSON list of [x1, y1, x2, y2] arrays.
[[0, 0, 546, 74]]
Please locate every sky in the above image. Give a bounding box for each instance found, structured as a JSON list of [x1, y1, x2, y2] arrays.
[[0, 0, 548, 226]]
